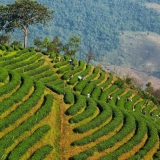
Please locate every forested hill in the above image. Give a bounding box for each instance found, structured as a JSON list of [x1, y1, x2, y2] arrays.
[[1, 0, 160, 65]]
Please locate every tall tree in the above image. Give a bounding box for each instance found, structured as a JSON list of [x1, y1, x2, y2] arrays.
[[64, 36, 81, 57], [50, 36, 63, 54], [0, 0, 54, 48]]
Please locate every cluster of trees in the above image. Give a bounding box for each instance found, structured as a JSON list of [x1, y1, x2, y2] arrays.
[[34, 36, 81, 57], [1, 0, 160, 61]]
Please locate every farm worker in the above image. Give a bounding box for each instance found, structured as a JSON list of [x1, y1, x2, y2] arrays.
[[108, 95, 112, 100], [132, 106, 135, 111], [101, 87, 103, 92], [57, 55, 61, 61], [127, 97, 132, 101], [117, 96, 120, 100], [87, 93, 90, 98], [78, 76, 82, 80], [69, 59, 73, 64], [70, 74, 74, 78]]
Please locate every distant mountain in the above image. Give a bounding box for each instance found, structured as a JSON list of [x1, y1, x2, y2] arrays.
[[1, 0, 160, 79]]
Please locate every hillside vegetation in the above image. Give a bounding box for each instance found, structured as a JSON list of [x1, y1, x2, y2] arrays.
[[0, 45, 160, 159], [1, 0, 160, 60]]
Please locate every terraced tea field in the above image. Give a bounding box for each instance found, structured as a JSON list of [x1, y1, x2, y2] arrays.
[[0, 45, 160, 160]]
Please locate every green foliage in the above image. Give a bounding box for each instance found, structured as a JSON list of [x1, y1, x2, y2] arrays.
[[0, 34, 10, 44], [64, 89, 74, 104], [64, 36, 81, 57], [0, 93, 53, 157], [114, 78, 124, 88], [0, 70, 21, 97], [8, 125, 51, 160], [0, 0, 54, 47], [69, 99, 97, 124], [65, 93, 86, 116], [30, 144, 53, 160], [46, 83, 64, 95], [0, 74, 33, 115], [73, 102, 112, 133], [11, 40, 22, 48], [0, 81, 45, 131], [0, 67, 8, 82]]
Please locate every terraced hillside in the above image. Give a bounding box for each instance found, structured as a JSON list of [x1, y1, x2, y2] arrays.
[[0, 45, 160, 160]]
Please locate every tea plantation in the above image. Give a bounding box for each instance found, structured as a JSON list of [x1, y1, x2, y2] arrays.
[[0, 45, 160, 160]]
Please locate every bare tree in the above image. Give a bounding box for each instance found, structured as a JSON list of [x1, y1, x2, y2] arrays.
[[85, 52, 95, 64]]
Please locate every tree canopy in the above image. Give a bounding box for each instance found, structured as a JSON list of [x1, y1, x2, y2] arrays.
[[1, 0, 160, 65], [0, 0, 54, 48]]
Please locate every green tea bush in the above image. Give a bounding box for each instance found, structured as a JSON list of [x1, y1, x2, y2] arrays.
[[65, 94, 86, 116], [0, 68, 8, 82], [116, 91, 133, 109], [114, 78, 124, 88], [68, 64, 92, 85], [135, 99, 146, 113], [0, 51, 33, 67], [0, 71, 21, 96], [8, 125, 50, 160], [34, 70, 54, 80], [73, 102, 112, 133], [69, 99, 97, 123], [40, 76, 58, 84], [0, 81, 44, 131], [6, 54, 42, 70], [53, 59, 69, 68], [101, 115, 147, 160], [99, 85, 118, 102], [72, 106, 122, 146], [81, 82, 95, 96], [46, 84, 64, 95], [0, 93, 53, 157], [62, 60, 85, 80], [16, 57, 44, 73], [26, 65, 50, 77], [0, 74, 33, 115], [93, 112, 135, 153], [56, 65, 72, 74], [30, 144, 53, 160], [0, 45, 6, 51], [64, 89, 74, 104]]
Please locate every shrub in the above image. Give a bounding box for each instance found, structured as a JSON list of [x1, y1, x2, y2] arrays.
[[64, 89, 74, 104]]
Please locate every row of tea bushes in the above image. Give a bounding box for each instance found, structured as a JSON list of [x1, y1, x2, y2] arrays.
[[8, 125, 51, 160], [6, 54, 43, 70], [30, 144, 53, 160], [71, 107, 123, 146], [73, 102, 112, 133], [0, 81, 45, 132], [0, 71, 21, 97], [65, 93, 86, 116], [69, 99, 97, 124], [0, 94, 54, 159], [0, 74, 33, 115]]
